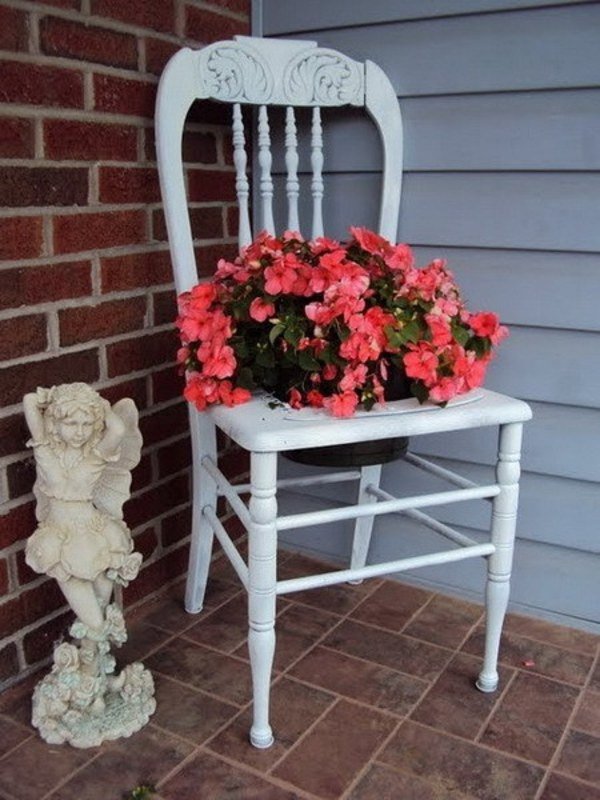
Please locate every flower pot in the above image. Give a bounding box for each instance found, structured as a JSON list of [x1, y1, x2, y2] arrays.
[[285, 367, 411, 468]]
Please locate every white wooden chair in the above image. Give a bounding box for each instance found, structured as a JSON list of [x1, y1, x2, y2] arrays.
[[155, 36, 531, 749]]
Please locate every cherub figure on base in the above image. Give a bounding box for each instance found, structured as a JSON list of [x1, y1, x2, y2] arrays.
[[24, 383, 155, 748]]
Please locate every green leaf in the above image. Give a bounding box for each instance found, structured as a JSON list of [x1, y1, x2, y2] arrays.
[[256, 349, 275, 368], [451, 321, 470, 346], [298, 350, 320, 371], [236, 367, 256, 390], [410, 380, 429, 404]]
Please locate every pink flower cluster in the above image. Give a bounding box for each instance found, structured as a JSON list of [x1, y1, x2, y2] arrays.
[[176, 228, 507, 417]]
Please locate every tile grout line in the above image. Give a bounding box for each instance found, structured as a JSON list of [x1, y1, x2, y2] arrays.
[[39, 750, 106, 800], [532, 642, 600, 800], [339, 714, 405, 800], [472, 667, 519, 743]]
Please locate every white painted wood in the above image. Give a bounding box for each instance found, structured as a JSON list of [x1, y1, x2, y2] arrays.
[[284, 106, 300, 231], [258, 105, 275, 234], [276, 483, 500, 531], [276, 542, 496, 595], [201, 455, 252, 531], [404, 452, 479, 490], [310, 107, 324, 238], [184, 410, 217, 614], [208, 389, 532, 453], [247, 452, 278, 749], [231, 470, 361, 494], [204, 507, 249, 589], [477, 423, 523, 692], [349, 464, 382, 583], [232, 103, 252, 247]]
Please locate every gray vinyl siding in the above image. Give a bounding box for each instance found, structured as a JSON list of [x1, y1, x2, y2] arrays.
[[255, 0, 600, 631]]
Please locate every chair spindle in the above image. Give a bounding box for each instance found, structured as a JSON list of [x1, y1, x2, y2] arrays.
[[311, 106, 324, 239], [285, 107, 300, 233], [232, 103, 252, 248], [258, 105, 275, 234]]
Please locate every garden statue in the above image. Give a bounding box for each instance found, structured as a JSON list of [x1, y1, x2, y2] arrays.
[[23, 383, 155, 748]]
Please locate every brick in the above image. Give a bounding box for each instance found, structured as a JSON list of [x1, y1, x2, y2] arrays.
[[152, 365, 185, 404], [226, 204, 239, 238], [91, 0, 175, 33], [145, 36, 180, 76], [161, 506, 191, 548], [0, 217, 44, 261], [131, 452, 153, 493], [152, 205, 223, 242], [100, 377, 148, 410], [185, 5, 249, 43], [106, 329, 177, 377], [0, 559, 8, 596], [207, 0, 250, 14], [145, 128, 217, 164], [194, 242, 239, 277], [0, 415, 29, 459], [187, 98, 231, 126], [43, 0, 80, 7], [101, 249, 172, 292], [139, 402, 188, 447], [6, 458, 35, 500], [187, 169, 236, 202], [0, 118, 34, 159], [0, 642, 19, 683], [53, 209, 146, 254], [0, 166, 87, 208], [0, 502, 36, 551], [0, 260, 92, 310], [219, 446, 250, 481], [153, 289, 177, 326], [125, 472, 189, 528], [132, 526, 158, 562], [23, 611, 73, 665], [123, 542, 188, 606], [59, 296, 146, 345], [0, 315, 47, 361], [44, 119, 138, 162], [15, 548, 36, 586], [40, 16, 138, 69], [0, 61, 84, 109], [99, 166, 160, 204], [0, 6, 30, 52], [156, 437, 192, 479], [0, 580, 65, 640], [94, 73, 156, 118], [0, 348, 99, 407]]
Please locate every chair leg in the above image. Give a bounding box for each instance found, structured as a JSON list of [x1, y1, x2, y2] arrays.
[[184, 411, 218, 614], [348, 463, 382, 584], [477, 423, 523, 693], [247, 451, 278, 748]]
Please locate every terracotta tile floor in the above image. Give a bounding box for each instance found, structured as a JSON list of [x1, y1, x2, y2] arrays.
[[0, 548, 599, 800]]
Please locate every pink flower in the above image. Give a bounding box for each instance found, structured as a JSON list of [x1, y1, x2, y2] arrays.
[[403, 342, 439, 386], [339, 364, 368, 392], [249, 297, 275, 322], [306, 389, 324, 407], [288, 387, 303, 409], [350, 226, 389, 255], [202, 343, 236, 379], [218, 381, 251, 407], [324, 391, 359, 418], [428, 377, 463, 404], [264, 257, 297, 294], [184, 374, 220, 410], [425, 313, 453, 347], [387, 243, 414, 271]]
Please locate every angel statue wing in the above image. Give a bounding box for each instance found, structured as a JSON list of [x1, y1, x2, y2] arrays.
[[93, 398, 143, 520]]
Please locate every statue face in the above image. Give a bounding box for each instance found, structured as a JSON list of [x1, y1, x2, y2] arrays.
[[57, 409, 95, 449]]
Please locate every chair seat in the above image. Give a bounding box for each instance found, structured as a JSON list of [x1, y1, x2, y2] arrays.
[[208, 388, 532, 452]]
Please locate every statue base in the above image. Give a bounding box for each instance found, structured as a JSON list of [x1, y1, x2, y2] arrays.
[[31, 605, 155, 749]]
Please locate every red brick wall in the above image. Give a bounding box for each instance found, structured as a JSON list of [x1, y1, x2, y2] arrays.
[[0, 0, 249, 688]]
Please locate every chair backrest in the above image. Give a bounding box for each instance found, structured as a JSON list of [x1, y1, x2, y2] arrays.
[[155, 35, 403, 295]]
